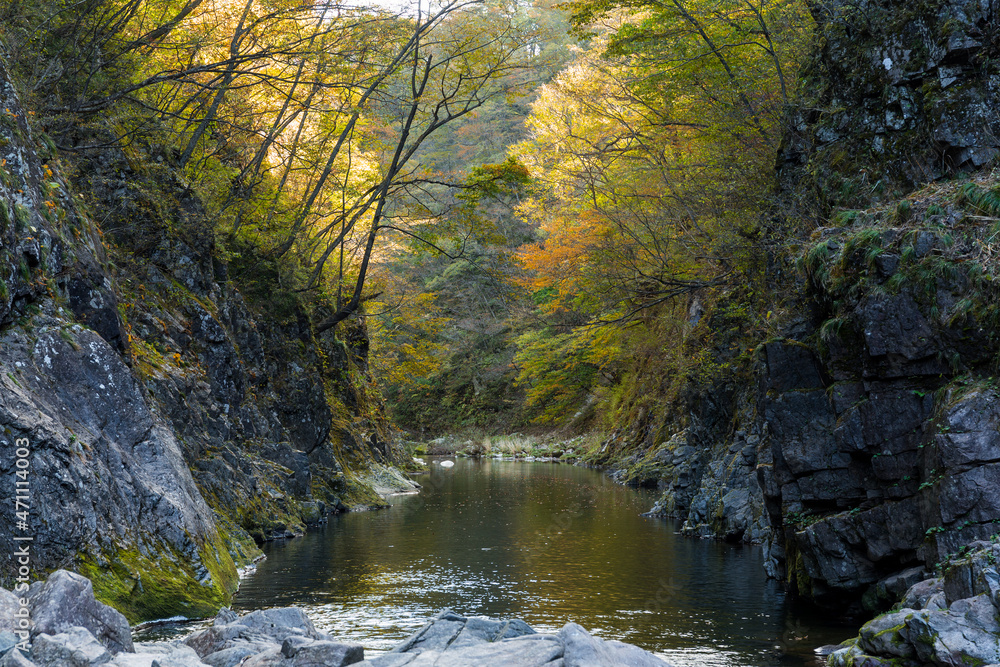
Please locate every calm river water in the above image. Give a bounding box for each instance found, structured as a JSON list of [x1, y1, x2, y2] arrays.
[[232, 458, 848, 666]]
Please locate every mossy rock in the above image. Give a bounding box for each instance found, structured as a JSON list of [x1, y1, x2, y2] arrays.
[[79, 533, 240, 623]]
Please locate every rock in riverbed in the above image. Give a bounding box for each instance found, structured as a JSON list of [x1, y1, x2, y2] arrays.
[[353, 609, 670, 666], [1, 571, 670, 666], [827, 541, 1000, 666]]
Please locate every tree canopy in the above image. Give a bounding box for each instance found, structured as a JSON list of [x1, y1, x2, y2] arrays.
[[4, 0, 817, 431]]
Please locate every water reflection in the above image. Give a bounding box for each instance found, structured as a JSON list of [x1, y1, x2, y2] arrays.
[[232, 458, 842, 666]]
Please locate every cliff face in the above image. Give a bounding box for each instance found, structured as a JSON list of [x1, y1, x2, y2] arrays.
[[757, 273, 999, 609], [629, 0, 1000, 613], [758, 0, 1000, 609], [0, 58, 412, 621], [780, 0, 1000, 216]]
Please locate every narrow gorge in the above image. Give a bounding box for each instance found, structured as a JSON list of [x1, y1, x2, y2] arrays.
[[1, 0, 1000, 665]]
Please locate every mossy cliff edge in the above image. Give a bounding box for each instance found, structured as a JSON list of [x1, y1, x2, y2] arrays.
[[0, 57, 413, 622], [594, 0, 1000, 618]]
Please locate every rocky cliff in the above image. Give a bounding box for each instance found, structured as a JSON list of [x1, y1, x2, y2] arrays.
[[780, 0, 1000, 217], [0, 57, 413, 621], [617, 0, 1000, 615]]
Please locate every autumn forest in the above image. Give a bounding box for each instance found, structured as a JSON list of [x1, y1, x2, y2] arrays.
[[2, 0, 820, 440]]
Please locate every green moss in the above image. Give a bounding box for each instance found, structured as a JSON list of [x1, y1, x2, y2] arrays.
[[129, 335, 169, 376], [79, 536, 239, 623], [14, 203, 29, 231], [195, 459, 310, 544], [790, 548, 813, 599], [198, 527, 241, 599], [341, 472, 388, 508], [871, 623, 906, 641]]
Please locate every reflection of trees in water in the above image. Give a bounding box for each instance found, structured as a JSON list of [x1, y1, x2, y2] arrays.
[[234, 459, 834, 665]]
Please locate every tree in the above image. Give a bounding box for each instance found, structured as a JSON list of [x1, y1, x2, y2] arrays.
[[293, 1, 543, 331], [16, 0, 547, 336], [366, 157, 535, 432], [505, 0, 812, 421]]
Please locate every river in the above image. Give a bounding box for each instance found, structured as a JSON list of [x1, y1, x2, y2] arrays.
[[232, 457, 848, 666]]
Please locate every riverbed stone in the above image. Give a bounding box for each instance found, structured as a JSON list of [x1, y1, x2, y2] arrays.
[[389, 611, 472, 655], [361, 635, 565, 667], [184, 607, 335, 664], [213, 609, 240, 626], [237, 609, 322, 642], [280, 638, 311, 658], [902, 594, 1000, 665], [151, 646, 212, 667], [29, 627, 112, 667], [107, 647, 210, 667], [200, 645, 261, 667], [827, 645, 898, 667], [27, 571, 133, 655], [559, 622, 666, 667], [0, 589, 22, 635], [354, 611, 668, 667], [0, 633, 17, 658], [241, 640, 364, 666], [856, 609, 916, 659], [183, 624, 253, 657], [0, 651, 36, 667], [108, 655, 160, 667], [825, 542, 1000, 666]]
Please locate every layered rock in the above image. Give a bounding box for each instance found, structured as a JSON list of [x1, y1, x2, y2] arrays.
[[780, 0, 1000, 215], [638, 225, 1000, 613], [754, 0, 1000, 610], [624, 0, 1000, 615], [827, 541, 1000, 666]]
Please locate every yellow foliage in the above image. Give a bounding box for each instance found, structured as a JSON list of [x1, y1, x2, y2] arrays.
[[514, 324, 623, 423], [368, 291, 452, 395]]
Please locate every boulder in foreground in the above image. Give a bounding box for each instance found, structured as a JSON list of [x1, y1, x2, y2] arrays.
[[827, 540, 1000, 667], [2, 570, 670, 666], [355, 609, 671, 667]]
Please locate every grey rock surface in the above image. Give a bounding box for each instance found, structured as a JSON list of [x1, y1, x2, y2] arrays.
[[364, 635, 565, 667], [355, 610, 668, 667], [151, 646, 211, 667], [829, 543, 1000, 666], [29, 627, 111, 667], [28, 571, 133, 654], [780, 0, 1000, 199], [108, 647, 209, 667], [0, 651, 35, 667], [0, 590, 21, 634], [241, 641, 364, 667], [236, 609, 324, 643], [559, 622, 666, 667], [184, 607, 336, 666], [200, 645, 261, 667], [0, 632, 17, 657]]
